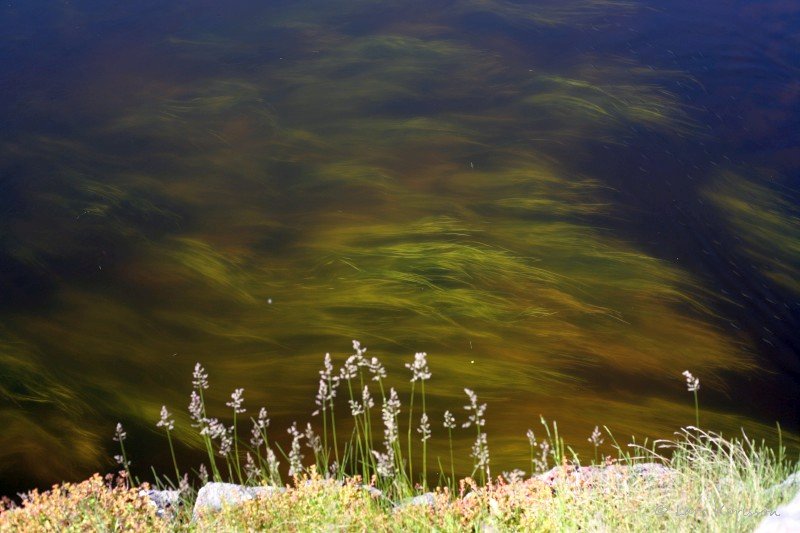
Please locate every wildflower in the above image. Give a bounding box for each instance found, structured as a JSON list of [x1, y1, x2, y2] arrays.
[[682, 370, 700, 392], [201, 418, 225, 439], [418, 413, 431, 442], [250, 423, 264, 448], [113, 423, 126, 442], [372, 450, 395, 477], [367, 357, 387, 381], [538, 441, 551, 470], [199, 464, 209, 484], [113, 455, 129, 467], [374, 388, 401, 478], [471, 432, 490, 475], [340, 357, 361, 381], [266, 447, 280, 480], [226, 388, 246, 414], [255, 407, 269, 429], [245, 452, 258, 480], [250, 407, 269, 447], [313, 353, 340, 416], [304, 423, 322, 454], [218, 433, 233, 457], [443, 410, 456, 429], [683, 370, 701, 427], [202, 419, 233, 456], [462, 388, 487, 429], [192, 363, 209, 390], [406, 352, 431, 382], [321, 352, 334, 378], [156, 406, 175, 432], [386, 387, 401, 414], [352, 339, 367, 358], [287, 422, 304, 476], [526, 429, 547, 472], [349, 399, 364, 417], [188, 391, 204, 427], [178, 474, 190, 494], [503, 469, 526, 483], [382, 388, 400, 445], [340, 341, 368, 380], [588, 426, 604, 446], [313, 380, 330, 417], [362, 385, 374, 410]]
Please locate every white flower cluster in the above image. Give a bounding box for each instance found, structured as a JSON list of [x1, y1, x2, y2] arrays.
[[406, 352, 431, 382], [462, 388, 486, 429], [682, 370, 700, 392]]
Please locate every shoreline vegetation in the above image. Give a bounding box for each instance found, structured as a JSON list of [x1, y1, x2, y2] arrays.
[[1, 342, 797, 532]]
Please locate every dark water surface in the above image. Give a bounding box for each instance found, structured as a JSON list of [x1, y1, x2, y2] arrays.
[[1, 0, 798, 493]]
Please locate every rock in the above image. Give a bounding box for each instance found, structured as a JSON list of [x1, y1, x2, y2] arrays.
[[398, 492, 436, 508], [537, 463, 674, 490], [755, 489, 800, 532], [360, 485, 383, 498], [140, 489, 182, 519], [766, 472, 800, 495], [192, 482, 285, 519], [630, 463, 674, 477]]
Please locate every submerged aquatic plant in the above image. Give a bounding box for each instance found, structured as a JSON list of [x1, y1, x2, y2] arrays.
[[0, 0, 791, 493], [703, 171, 800, 296]]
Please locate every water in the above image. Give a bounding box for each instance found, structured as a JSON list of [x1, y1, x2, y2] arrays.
[[1, 0, 798, 493]]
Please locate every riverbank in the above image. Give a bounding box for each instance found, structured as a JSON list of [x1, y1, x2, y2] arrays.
[[1, 429, 797, 532], [2, 351, 797, 531]]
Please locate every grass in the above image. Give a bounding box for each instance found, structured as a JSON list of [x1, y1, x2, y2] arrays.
[[1, 344, 797, 532]]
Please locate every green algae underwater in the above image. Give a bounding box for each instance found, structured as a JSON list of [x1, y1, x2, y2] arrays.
[[0, 0, 798, 492]]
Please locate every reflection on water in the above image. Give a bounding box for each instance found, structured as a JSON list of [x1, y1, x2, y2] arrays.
[[0, 0, 798, 492]]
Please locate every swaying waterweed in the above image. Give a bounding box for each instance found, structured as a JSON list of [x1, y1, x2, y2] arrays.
[[1, 0, 797, 503], [703, 170, 800, 297]]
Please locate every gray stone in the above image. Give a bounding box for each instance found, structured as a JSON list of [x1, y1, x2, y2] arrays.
[[360, 485, 383, 498], [766, 472, 800, 495], [398, 492, 436, 508], [755, 489, 800, 533], [192, 482, 285, 519], [537, 462, 674, 489], [630, 463, 673, 477], [139, 489, 182, 519]]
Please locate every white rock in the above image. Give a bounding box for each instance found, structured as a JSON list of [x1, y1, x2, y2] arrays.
[[755, 489, 800, 533], [538, 463, 674, 488], [398, 492, 435, 508], [192, 482, 285, 519], [140, 489, 182, 518], [360, 485, 383, 498], [766, 472, 800, 495]]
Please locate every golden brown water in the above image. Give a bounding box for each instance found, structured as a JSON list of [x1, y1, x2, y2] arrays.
[[0, 0, 798, 492]]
